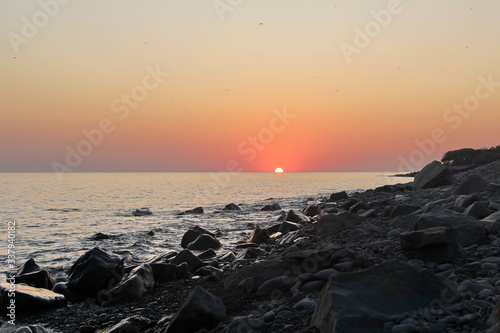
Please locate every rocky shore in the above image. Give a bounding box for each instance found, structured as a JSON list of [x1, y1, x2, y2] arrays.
[[1, 160, 499, 333]]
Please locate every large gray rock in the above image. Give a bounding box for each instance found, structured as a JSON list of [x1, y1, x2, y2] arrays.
[[181, 226, 214, 248], [150, 263, 191, 282], [187, 234, 222, 251], [163, 286, 226, 333], [247, 225, 269, 244], [260, 203, 281, 211], [15, 259, 55, 290], [400, 227, 461, 263], [414, 161, 456, 189], [223, 203, 241, 211], [329, 191, 348, 202], [310, 260, 457, 333], [67, 247, 124, 298], [100, 315, 151, 333], [170, 250, 203, 273], [487, 300, 500, 332], [102, 264, 154, 305], [455, 194, 480, 208], [454, 174, 488, 195], [1, 283, 67, 315], [284, 209, 310, 223], [315, 214, 348, 235], [409, 210, 485, 246]]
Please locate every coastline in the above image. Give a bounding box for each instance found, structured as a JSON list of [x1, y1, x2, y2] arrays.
[[1, 161, 499, 332]]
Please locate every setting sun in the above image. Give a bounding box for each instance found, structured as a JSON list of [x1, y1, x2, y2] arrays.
[[274, 168, 284, 173]]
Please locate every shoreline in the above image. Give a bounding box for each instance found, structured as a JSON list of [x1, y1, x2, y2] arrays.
[[1, 161, 499, 332]]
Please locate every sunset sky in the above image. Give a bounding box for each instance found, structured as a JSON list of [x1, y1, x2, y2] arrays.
[[1, 1, 499, 173]]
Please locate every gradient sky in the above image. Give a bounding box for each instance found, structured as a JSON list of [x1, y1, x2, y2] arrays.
[[1, 1, 499, 173]]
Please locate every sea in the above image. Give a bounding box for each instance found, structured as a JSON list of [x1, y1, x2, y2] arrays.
[[1, 172, 410, 282]]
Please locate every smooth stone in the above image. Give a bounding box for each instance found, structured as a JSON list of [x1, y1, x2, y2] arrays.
[[0, 283, 67, 314], [276, 310, 294, 319], [260, 203, 281, 211], [392, 324, 418, 333], [223, 203, 241, 210], [301, 280, 325, 293], [294, 298, 317, 310], [315, 269, 338, 281], [458, 280, 494, 294], [180, 226, 214, 248], [132, 208, 153, 216], [187, 234, 222, 251], [263, 310, 276, 322], [256, 276, 294, 297], [170, 250, 203, 273]]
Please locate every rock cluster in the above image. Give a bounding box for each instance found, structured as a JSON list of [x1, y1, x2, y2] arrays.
[[2, 160, 499, 333]]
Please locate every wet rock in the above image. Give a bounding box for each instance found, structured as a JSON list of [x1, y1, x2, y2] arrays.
[[133, 207, 152, 216], [482, 211, 500, 223], [310, 260, 457, 333], [187, 234, 222, 251], [102, 264, 154, 306], [177, 207, 204, 215], [454, 174, 488, 195], [464, 202, 491, 219], [457, 280, 494, 294], [260, 203, 281, 211], [235, 247, 265, 260], [409, 209, 485, 246], [1, 283, 67, 315], [219, 251, 236, 262], [329, 191, 348, 202], [100, 315, 151, 333], [284, 209, 310, 223], [223, 203, 241, 211], [414, 161, 456, 189], [278, 221, 301, 234], [223, 260, 292, 292], [15, 259, 55, 290], [198, 249, 217, 260], [194, 266, 224, 279], [67, 247, 124, 298], [247, 225, 269, 244], [163, 286, 226, 333], [304, 204, 322, 217], [150, 263, 191, 282], [181, 226, 214, 248], [401, 227, 461, 263], [170, 250, 203, 273], [302, 280, 326, 293], [91, 232, 110, 240]]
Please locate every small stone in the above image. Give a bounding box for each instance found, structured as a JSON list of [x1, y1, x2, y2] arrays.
[[262, 311, 276, 322], [276, 310, 294, 319], [426, 323, 445, 333]]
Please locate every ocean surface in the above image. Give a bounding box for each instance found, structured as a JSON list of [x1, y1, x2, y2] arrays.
[[1, 172, 409, 282]]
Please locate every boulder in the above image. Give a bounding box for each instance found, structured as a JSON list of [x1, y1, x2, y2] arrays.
[[278, 221, 301, 234], [329, 191, 348, 202], [409, 210, 485, 246], [381, 205, 420, 219], [223, 260, 293, 292], [163, 286, 226, 333], [178, 207, 204, 215], [133, 208, 152, 216], [170, 250, 203, 273], [413, 161, 456, 189], [304, 204, 322, 217], [91, 232, 110, 240], [102, 264, 154, 305], [482, 211, 500, 223], [100, 315, 151, 333], [400, 227, 461, 263], [235, 247, 265, 260], [247, 226, 269, 244], [454, 174, 488, 195], [181, 226, 214, 248], [15, 259, 55, 290], [1, 283, 67, 315], [260, 203, 281, 211], [67, 247, 124, 297], [284, 209, 310, 223], [198, 249, 217, 260], [150, 263, 191, 282], [310, 260, 457, 333], [223, 203, 241, 211], [187, 234, 222, 251], [464, 202, 491, 219]]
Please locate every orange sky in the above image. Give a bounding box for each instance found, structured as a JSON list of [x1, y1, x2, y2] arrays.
[[1, 1, 499, 173]]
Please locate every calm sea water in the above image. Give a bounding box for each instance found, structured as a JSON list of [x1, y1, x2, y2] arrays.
[[1, 172, 409, 282]]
